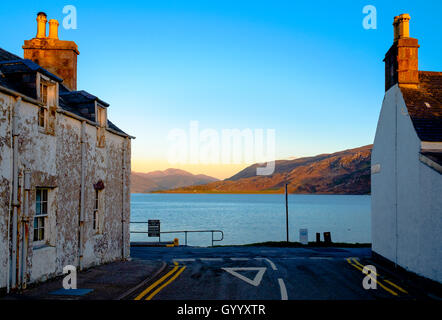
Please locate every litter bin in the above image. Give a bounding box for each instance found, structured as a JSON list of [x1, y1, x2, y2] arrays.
[[316, 232, 321, 243], [323, 232, 332, 244]]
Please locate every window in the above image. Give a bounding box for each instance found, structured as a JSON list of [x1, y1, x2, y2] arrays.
[[40, 82, 48, 105], [96, 104, 107, 147], [34, 188, 48, 242], [38, 106, 46, 128], [93, 189, 99, 231], [38, 76, 57, 133], [96, 106, 106, 127]]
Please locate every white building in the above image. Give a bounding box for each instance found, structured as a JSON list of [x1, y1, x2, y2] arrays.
[[372, 14, 442, 283], [0, 13, 133, 292]]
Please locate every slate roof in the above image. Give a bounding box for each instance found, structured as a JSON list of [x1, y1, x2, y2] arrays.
[[401, 71, 442, 142], [0, 59, 62, 81], [0, 48, 21, 61], [0, 47, 129, 137]]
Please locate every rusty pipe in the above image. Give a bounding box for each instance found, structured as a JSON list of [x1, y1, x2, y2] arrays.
[[20, 170, 31, 288], [10, 97, 21, 290], [6, 100, 13, 293], [78, 121, 86, 270]]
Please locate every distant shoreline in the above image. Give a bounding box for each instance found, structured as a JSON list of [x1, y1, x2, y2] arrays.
[[214, 241, 372, 248], [132, 192, 371, 195]]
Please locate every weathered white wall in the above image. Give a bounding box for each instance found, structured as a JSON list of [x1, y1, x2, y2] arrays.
[[0, 93, 13, 289], [417, 160, 442, 282], [372, 84, 442, 283], [0, 90, 131, 289], [372, 86, 399, 261]]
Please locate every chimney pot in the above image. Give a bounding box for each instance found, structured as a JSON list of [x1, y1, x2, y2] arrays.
[[395, 13, 411, 41], [393, 16, 400, 41], [48, 19, 59, 39], [36, 12, 47, 38]]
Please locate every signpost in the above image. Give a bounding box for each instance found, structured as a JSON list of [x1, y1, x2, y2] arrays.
[[148, 220, 160, 239], [285, 183, 289, 242]]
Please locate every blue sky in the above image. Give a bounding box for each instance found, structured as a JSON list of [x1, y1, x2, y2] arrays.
[[1, 0, 441, 178]]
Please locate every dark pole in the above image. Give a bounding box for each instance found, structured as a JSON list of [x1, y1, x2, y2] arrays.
[[285, 183, 289, 242]]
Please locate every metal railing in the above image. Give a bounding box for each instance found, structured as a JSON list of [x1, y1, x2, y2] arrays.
[[130, 222, 224, 247]]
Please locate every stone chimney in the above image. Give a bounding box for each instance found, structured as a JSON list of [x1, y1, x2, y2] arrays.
[[23, 12, 80, 91], [384, 14, 419, 91]]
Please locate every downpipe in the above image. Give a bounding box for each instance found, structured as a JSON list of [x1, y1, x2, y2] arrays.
[[6, 101, 13, 293], [10, 97, 21, 290], [78, 121, 86, 270], [20, 170, 31, 288], [121, 138, 127, 259]]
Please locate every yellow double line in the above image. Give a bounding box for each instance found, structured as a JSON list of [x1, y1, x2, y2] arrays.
[[135, 262, 186, 300], [346, 258, 408, 296]]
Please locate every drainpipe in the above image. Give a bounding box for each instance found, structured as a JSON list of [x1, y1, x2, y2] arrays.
[[10, 97, 21, 290], [79, 121, 86, 270], [6, 102, 13, 293], [121, 138, 126, 259], [17, 170, 24, 289], [21, 170, 31, 288]]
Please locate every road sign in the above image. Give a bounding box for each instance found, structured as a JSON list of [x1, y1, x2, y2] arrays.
[[299, 228, 308, 245], [148, 220, 160, 237]]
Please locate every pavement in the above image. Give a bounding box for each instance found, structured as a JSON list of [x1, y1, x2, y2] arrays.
[[2, 259, 165, 300], [2, 245, 441, 300]]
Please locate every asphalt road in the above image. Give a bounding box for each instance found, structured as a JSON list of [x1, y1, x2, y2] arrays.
[[129, 246, 428, 300]]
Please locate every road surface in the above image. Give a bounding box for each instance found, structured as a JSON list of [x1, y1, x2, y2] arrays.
[[128, 246, 430, 300]]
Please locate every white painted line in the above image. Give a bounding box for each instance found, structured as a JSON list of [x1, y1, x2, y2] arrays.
[[278, 278, 288, 300], [255, 258, 277, 270], [173, 258, 196, 262], [222, 267, 266, 287], [230, 258, 250, 261], [309, 257, 332, 260], [200, 258, 223, 262]]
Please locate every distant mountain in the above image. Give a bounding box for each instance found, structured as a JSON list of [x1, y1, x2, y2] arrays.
[[158, 145, 372, 194], [131, 168, 219, 193]]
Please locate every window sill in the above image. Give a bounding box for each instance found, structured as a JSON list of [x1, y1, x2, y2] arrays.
[[38, 127, 52, 135], [32, 243, 55, 251]]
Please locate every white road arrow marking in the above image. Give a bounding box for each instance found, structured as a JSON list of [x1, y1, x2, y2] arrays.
[[222, 267, 267, 287]]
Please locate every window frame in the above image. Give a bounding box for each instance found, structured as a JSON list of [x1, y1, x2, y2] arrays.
[[34, 188, 49, 244], [93, 189, 100, 233], [38, 106, 47, 128], [95, 103, 107, 128], [37, 74, 58, 133]]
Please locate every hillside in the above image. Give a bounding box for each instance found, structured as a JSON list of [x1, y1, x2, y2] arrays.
[[131, 168, 219, 193], [157, 145, 372, 194]]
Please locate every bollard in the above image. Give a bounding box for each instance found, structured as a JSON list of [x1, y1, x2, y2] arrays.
[[174, 238, 179, 247], [316, 232, 321, 243], [323, 232, 332, 244]]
